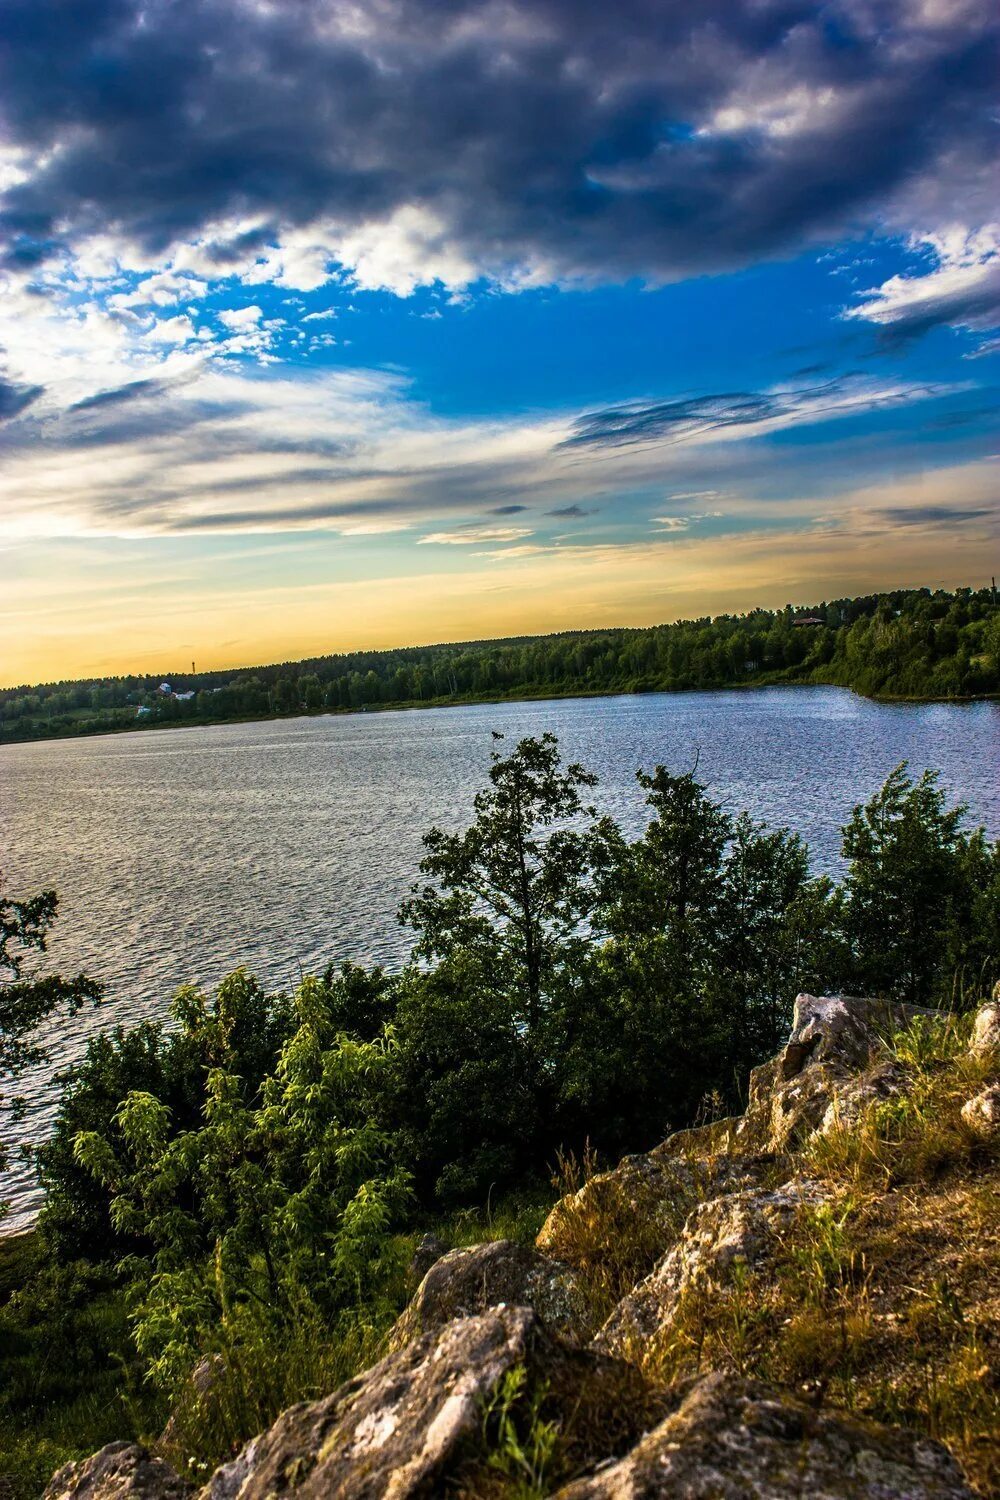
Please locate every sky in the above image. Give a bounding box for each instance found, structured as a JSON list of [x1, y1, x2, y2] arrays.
[[0, 0, 997, 687]]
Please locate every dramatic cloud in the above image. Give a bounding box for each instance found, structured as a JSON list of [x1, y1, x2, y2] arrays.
[[846, 225, 1000, 345], [0, 0, 996, 296], [0, 375, 42, 419]]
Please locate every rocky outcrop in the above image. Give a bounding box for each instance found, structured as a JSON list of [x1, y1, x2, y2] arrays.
[[536, 1141, 770, 1303], [389, 1238, 595, 1350], [596, 1178, 827, 1357], [551, 1371, 976, 1499], [970, 996, 1000, 1061], [44, 1445, 191, 1500], [736, 993, 931, 1152], [961, 1082, 1000, 1137], [200, 1306, 537, 1500], [46, 993, 995, 1500]]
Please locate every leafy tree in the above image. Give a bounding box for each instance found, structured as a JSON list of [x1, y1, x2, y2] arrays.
[[39, 971, 295, 1260], [73, 975, 408, 1394], [602, 764, 731, 983], [396, 732, 613, 1196], [709, 814, 840, 1062], [840, 765, 972, 1004], [0, 878, 101, 1220], [401, 731, 610, 1054]]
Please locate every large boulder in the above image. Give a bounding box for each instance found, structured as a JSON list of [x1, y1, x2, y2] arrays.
[[970, 998, 1000, 1063], [596, 1179, 826, 1357], [388, 1239, 594, 1350], [200, 1306, 536, 1500], [199, 1305, 663, 1500], [552, 1371, 976, 1499], [960, 1082, 1000, 1138], [44, 1445, 190, 1500], [737, 994, 934, 1153]]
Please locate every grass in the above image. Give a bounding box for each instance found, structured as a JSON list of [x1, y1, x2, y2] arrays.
[[620, 1013, 1000, 1496], [0, 1239, 161, 1500], [0, 1188, 558, 1497], [534, 1146, 708, 1327], [805, 1011, 997, 1188]]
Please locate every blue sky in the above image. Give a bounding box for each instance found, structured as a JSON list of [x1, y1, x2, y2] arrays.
[[0, 0, 997, 683]]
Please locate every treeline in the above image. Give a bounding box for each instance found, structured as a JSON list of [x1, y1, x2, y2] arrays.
[[2, 585, 998, 744], [2, 737, 999, 1486]]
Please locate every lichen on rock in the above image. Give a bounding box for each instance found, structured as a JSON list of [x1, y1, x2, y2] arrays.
[[44, 1444, 191, 1500], [550, 1371, 976, 1499], [388, 1238, 595, 1351]]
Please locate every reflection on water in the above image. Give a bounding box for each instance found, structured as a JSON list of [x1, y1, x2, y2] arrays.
[[1, 686, 997, 1226]]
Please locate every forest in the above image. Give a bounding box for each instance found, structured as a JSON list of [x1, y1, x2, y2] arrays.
[[2, 585, 998, 745], [1, 735, 998, 1493]]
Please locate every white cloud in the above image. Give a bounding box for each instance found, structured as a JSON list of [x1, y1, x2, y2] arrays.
[[418, 525, 534, 545], [145, 313, 198, 344], [218, 305, 264, 330], [845, 224, 1000, 342]]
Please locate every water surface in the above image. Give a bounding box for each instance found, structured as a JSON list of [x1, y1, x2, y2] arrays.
[[2, 687, 998, 1227]]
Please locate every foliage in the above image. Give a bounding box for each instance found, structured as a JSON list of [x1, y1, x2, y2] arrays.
[[72, 975, 410, 1396], [0, 877, 101, 1220], [37, 971, 296, 1261], [840, 767, 983, 1004], [2, 585, 997, 745], [3, 733, 999, 1492], [479, 1365, 560, 1499], [0, 1235, 160, 1500]]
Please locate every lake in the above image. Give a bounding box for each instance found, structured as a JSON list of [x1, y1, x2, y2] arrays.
[[2, 686, 998, 1228]]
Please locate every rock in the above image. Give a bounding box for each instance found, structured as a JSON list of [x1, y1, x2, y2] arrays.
[[551, 1371, 976, 1499], [970, 1000, 1000, 1063], [388, 1238, 594, 1350], [44, 1444, 190, 1500], [596, 1179, 826, 1357], [407, 1233, 446, 1285], [960, 1082, 1000, 1137], [537, 1147, 766, 1292], [199, 1306, 536, 1500], [737, 994, 935, 1153]]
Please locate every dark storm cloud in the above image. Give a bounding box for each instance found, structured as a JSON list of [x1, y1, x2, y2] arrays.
[[487, 504, 529, 515], [0, 377, 42, 419], [547, 505, 595, 517], [0, 0, 996, 286]]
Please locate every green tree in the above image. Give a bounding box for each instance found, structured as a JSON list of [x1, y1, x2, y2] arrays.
[[73, 975, 408, 1394], [401, 733, 609, 1037], [38, 971, 295, 1260], [840, 764, 970, 1004], [0, 878, 101, 1220]]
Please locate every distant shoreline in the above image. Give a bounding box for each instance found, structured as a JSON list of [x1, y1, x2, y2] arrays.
[[2, 676, 998, 751]]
